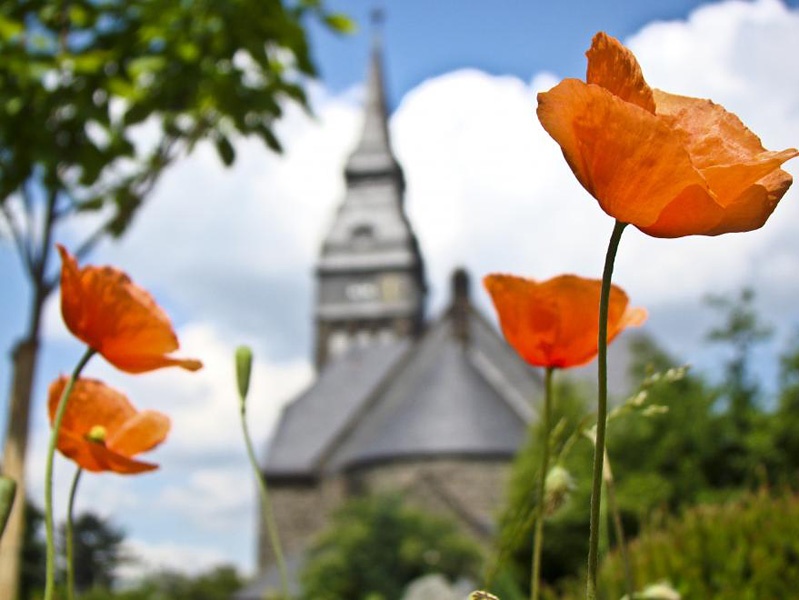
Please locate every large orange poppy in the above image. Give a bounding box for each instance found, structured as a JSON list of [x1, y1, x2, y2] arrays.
[[48, 377, 170, 474], [484, 274, 646, 369], [536, 32, 798, 238], [57, 245, 202, 373]]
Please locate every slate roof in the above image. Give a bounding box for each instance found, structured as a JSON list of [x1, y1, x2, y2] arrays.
[[325, 307, 541, 471], [263, 340, 411, 479], [264, 275, 543, 480]]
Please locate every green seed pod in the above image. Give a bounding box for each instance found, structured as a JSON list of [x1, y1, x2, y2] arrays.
[[235, 345, 254, 402], [469, 592, 499, 600], [621, 581, 681, 600], [0, 476, 17, 538], [544, 465, 575, 517]]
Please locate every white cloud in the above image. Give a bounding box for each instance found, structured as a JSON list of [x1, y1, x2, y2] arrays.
[[117, 538, 234, 581], [393, 0, 799, 365]]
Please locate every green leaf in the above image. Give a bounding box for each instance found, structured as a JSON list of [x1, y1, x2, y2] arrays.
[[124, 103, 151, 126], [0, 15, 23, 41], [215, 135, 235, 166], [323, 13, 356, 34], [127, 56, 167, 79], [68, 5, 90, 28], [72, 51, 110, 74], [263, 128, 283, 153]]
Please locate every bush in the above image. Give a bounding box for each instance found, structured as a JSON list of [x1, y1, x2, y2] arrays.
[[300, 493, 482, 600], [594, 492, 799, 599]]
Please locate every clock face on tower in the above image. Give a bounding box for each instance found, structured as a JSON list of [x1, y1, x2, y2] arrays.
[[345, 280, 379, 302], [344, 274, 405, 303]]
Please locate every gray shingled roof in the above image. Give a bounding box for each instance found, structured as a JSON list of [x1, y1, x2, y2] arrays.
[[263, 340, 411, 478], [324, 309, 541, 471], [263, 294, 544, 480]]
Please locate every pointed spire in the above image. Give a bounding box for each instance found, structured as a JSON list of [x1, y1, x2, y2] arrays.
[[345, 9, 402, 180]]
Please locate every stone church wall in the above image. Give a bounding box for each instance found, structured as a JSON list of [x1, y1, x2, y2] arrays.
[[351, 457, 514, 542], [259, 458, 514, 572], [257, 476, 346, 570]]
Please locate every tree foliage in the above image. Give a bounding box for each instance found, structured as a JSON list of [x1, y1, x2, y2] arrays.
[[60, 512, 125, 593], [75, 565, 243, 600], [20, 501, 46, 600], [593, 492, 799, 600], [300, 493, 482, 600], [0, 0, 351, 258]]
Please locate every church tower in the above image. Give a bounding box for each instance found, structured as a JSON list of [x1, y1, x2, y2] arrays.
[[314, 22, 426, 369]]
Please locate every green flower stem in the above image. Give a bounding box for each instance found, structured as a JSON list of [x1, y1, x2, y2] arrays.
[[603, 449, 635, 599], [240, 399, 289, 598], [66, 467, 83, 600], [44, 346, 95, 600], [587, 220, 627, 600], [531, 367, 555, 600]]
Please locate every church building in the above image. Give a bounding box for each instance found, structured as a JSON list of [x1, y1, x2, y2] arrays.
[[236, 30, 544, 598]]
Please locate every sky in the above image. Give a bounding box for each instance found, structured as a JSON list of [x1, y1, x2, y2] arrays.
[[1, 0, 799, 582]]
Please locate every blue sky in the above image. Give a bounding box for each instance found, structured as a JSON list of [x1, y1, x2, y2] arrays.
[[2, 0, 799, 580]]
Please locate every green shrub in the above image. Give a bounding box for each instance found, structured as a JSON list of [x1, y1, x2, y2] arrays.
[[593, 492, 799, 599], [300, 493, 482, 600]]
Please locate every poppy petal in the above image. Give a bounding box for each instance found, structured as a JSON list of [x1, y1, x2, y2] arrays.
[[85, 443, 159, 474], [484, 274, 645, 370], [547, 276, 604, 368], [54, 429, 108, 472], [586, 32, 655, 113], [108, 410, 170, 456], [101, 353, 203, 374], [538, 33, 798, 238], [47, 376, 167, 474], [48, 377, 136, 438], [704, 169, 794, 236], [537, 79, 712, 227], [57, 245, 202, 374], [484, 275, 560, 367]]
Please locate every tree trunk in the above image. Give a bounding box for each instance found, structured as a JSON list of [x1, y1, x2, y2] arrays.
[[0, 337, 40, 600]]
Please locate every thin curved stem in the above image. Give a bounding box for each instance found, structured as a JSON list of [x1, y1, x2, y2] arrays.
[[603, 450, 635, 598], [587, 220, 627, 600], [66, 467, 83, 600], [240, 402, 289, 597], [531, 367, 555, 600], [44, 347, 96, 600]]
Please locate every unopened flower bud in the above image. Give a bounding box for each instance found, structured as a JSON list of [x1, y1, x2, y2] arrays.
[[625, 581, 680, 600], [469, 592, 499, 600], [544, 465, 575, 516], [235, 345, 253, 403]]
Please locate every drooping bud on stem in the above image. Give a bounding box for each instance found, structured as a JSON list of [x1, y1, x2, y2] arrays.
[[544, 465, 575, 517], [235, 345, 253, 405]]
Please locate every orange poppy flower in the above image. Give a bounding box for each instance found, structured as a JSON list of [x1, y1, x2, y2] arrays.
[[57, 245, 202, 373], [536, 32, 798, 238], [48, 376, 170, 474], [484, 274, 646, 369]]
